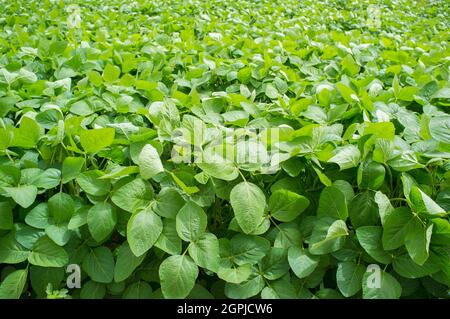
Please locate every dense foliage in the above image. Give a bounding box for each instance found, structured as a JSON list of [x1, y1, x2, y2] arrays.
[[0, 0, 449, 299]]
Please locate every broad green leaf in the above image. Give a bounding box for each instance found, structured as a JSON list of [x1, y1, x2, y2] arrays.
[[82, 247, 115, 283], [309, 218, 348, 255], [155, 218, 182, 255], [80, 281, 106, 299], [405, 220, 432, 265], [48, 192, 74, 223], [336, 261, 365, 297], [382, 207, 414, 250], [224, 275, 265, 299], [123, 281, 153, 299], [76, 170, 110, 196], [410, 186, 446, 217], [0, 269, 28, 299], [11, 117, 41, 148], [363, 122, 395, 140], [288, 246, 319, 279], [159, 255, 199, 299], [87, 202, 117, 242], [30, 266, 64, 297], [154, 187, 185, 219], [127, 208, 163, 257], [102, 63, 121, 83], [217, 264, 252, 284], [328, 145, 360, 170], [188, 233, 220, 272], [3, 185, 37, 208], [45, 224, 71, 246], [111, 178, 154, 212], [374, 191, 394, 225], [138, 144, 164, 179], [317, 186, 348, 220], [176, 201, 207, 242], [79, 128, 115, 154], [28, 236, 68, 267], [62, 157, 85, 183], [230, 234, 271, 265], [259, 247, 290, 280], [429, 116, 450, 144], [358, 161, 385, 190], [114, 242, 146, 282], [269, 189, 310, 222], [0, 233, 30, 264], [230, 182, 266, 234], [356, 226, 392, 264], [348, 191, 379, 228], [362, 271, 402, 299], [196, 162, 239, 181], [392, 254, 441, 279]]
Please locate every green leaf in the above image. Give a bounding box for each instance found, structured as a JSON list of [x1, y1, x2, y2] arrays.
[[159, 255, 199, 299], [30, 266, 64, 297], [348, 191, 379, 228], [336, 261, 365, 297], [76, 170, 111, 196], [230, 182, 266, 234], [0, 233, 30, 264], [111, 178, 154, 212], [288, 246, 319, 279], [337, 83, 359, 104], [102, 63, 121, 83], [45, 224, 71, 246], [363, 122, 395, 140], [265, 83, 279, 99], [382, 207, 414, 250], [405, 219, 432, 265], [48, 192, 74, 223], [317, 186, 348, 220], [138, 144, 164, 179], [114, 242, 146, 282], [362, 271, 402, 299], [0, 203, 13, 230], [87, 202, 117, 242], [224, 275, 265, 299], [328, 145, 360, 170], [269, 189, 310, 222], [28, 236, 68, 267], [123, 281, 153, 299], [11, 117, 41, 149], [196, 162, 239, 181], [82, 247, 115, 283], [356, 226, 392, 264], [0, 269, 28, 299], [374, 191, 394, 226], [392, 253, 440, 279], [80, 281, 106, 299], [127, 208, 163, 257], [410, 186, 446, 217], [260, 247, 290, 280], [188, 233, 220, 272], [155, 218, 182, 255], [62, 157, 85, 183], [309, 218, 348, 255], [79, 128, 115, 154], [176, 201, 207, 242], [154, 187, 185, 219], [217, 264, 252, 284], [429, 116, 450, 144], [230, 234, 271, 265], [3, 185, 37, 208], [358, 161, 385, 190]]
